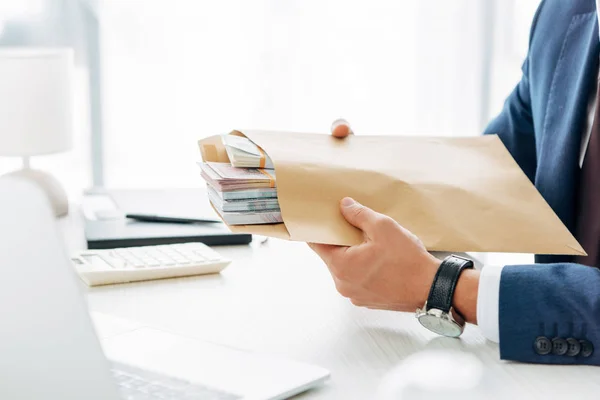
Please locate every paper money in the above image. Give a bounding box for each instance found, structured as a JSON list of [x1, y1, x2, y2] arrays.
[[215, 187, 278, 201], [212, 207, 282, 225], [199, 162, 277, 191], [199, 161, 282, 225], [208, 187, 280, 212], [222, 134, 274, 169]]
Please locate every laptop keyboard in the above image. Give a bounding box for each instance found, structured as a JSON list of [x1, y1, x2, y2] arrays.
[[111, 362, 242, 400]]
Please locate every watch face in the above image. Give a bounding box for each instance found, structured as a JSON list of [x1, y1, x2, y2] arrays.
[[418, 314, 462, 337]]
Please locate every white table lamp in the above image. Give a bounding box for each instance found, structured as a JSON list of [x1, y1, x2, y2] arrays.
[[0, 48, 74, 217]]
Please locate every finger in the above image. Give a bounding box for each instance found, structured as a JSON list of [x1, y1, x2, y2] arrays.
[[308, 242, 347, 265], [330, 118, 353, 138], [339, 197, 380, 237]]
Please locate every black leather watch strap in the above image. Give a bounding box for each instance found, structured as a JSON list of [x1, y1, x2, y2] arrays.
[[426, 255, 474, 313]]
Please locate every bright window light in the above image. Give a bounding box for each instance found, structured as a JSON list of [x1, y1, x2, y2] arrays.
[[0, 0, 45, 19]]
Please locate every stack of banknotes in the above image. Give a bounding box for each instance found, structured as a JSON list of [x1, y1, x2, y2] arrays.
[[222, 134, 274, 168], [200, 136, 281, 225]]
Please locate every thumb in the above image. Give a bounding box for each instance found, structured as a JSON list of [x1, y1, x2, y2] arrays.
[[340, 197, 379, 234], [331, 118, 353, 138]]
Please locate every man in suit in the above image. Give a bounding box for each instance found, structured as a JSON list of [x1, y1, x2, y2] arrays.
[[310, 0, 600, 365]]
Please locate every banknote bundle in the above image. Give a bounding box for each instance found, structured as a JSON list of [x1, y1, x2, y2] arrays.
[[199, 160, 282, 225], [222, 134, 274, 169]]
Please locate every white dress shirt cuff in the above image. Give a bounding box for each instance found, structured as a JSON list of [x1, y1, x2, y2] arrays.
[[476, 264, 505, 343]]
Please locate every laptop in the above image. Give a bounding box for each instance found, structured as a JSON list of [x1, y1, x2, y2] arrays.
[[0, 178, 329, 400]]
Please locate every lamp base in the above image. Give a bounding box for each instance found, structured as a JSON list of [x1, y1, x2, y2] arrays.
[[6, 168, 69, 217]]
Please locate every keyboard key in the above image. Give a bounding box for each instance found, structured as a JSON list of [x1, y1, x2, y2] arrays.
[[130, 260, 145, 267], [101, 256, 128, 269], [146, 261, 161, 267]]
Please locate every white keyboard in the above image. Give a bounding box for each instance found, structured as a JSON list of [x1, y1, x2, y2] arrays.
[[112, 361, 241, 400], [71, 243, 231, 286]]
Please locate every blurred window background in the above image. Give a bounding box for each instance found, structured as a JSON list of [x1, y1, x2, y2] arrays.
[[0, 0, 541, 194]]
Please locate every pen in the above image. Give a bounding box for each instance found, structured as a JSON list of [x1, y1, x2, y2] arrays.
[[125, 214, 222, 224]]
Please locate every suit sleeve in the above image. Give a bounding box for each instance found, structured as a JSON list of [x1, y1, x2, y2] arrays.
[[499, 264, 600, 365], [483, 1, 546, 183]]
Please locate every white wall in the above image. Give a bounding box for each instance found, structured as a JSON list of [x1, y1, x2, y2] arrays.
[[99, 0, 493, 187], [0, 0, 542, 193]]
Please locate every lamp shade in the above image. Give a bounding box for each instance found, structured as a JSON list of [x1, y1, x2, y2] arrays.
[[0, 48, 74, 157]]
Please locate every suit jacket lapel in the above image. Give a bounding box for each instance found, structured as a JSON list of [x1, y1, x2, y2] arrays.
[[537, 11, 600, 239]]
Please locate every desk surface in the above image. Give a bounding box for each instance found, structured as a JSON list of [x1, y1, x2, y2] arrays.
[[59, 210, 600, 399]]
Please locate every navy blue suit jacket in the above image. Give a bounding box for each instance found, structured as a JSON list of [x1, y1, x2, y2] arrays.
[[484, 0, 600, 365]]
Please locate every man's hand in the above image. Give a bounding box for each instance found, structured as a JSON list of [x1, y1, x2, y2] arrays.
[[309, 197, 442, 312], [330, 118, 353, 138], [315, 118, 481, 322]]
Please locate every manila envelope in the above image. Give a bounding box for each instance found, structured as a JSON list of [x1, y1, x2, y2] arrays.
[[199, 130, 585, 255]]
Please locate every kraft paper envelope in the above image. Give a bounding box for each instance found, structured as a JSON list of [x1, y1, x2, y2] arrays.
[[199, 130, 585, 255]]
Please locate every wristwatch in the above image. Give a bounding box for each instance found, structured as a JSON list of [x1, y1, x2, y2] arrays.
[[416, 255, 474, 337]]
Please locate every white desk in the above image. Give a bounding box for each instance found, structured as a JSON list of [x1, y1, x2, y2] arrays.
[[59, 211, 600, 399]]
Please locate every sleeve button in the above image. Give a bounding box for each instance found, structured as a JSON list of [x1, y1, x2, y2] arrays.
[[579, 340, 594, 358], [566, 338, 581, 357], [534, 336, 552, 355], [552, 338, 568, 356]]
